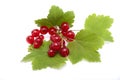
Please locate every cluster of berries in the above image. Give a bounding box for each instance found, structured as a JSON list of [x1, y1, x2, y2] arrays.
[[26, 22, 75, 57]]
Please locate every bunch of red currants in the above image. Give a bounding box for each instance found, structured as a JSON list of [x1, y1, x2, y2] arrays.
[[26, 22, 75, 57]]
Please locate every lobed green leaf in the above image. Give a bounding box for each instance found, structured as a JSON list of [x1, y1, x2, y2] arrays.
[[57, 11, 75, 27], [22, 41, 67, 70], [47, 5, 64, 26], [35, 18, 53, 27], [67, 30, 104, 64], [85, 14, 114, 42]]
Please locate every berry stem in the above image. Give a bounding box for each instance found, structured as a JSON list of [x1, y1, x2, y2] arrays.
[[61, 39, 64, 48], [71, 30, 80, 31]]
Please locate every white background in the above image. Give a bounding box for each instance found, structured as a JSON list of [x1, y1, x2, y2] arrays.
[[0, 0, 120, 80]]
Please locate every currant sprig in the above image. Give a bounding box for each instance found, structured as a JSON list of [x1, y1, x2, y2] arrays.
[[23, 5, 113, 70]]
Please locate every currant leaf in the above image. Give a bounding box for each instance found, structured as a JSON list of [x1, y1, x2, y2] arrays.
[[47, 5, 64, 26], [57, 11, 75, 27], [22, 41, 67, 70], [22, 52, 35, 62], [35, 18, 52, 27], [85, 14, 114, 42], [67, 30, 104, 64]]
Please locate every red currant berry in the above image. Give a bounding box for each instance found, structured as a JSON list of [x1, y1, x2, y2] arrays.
[[61, 31, 67, 36], [31, 29, 40, 37], [40, 26, 48, 34], [50, 34, 61, 42], [60, 47, 69, 57], [33, 41, 41, 48], [36, 35, 44, 40], [34, 37, 43, 45], [48, 49, 56, 57], [39, 35, 44, 40], [48, 27, 57, 35], [50, 42, 61, 51], [61, 22, 69, 32], [50, 34, 57, 39], [26, 35, 34, 44], [66, 30, 75, 41]]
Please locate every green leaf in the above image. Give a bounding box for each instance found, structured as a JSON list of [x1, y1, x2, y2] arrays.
[[67, 30, 104, 64], [22, 52, 35, 62], [22, 41, 67, 70], [35, 6, 75, 27], [47, 5, 64, 26], [85, 14, 114, 42], [57, 11, 75, 27], [35, 18, 53, 27]]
